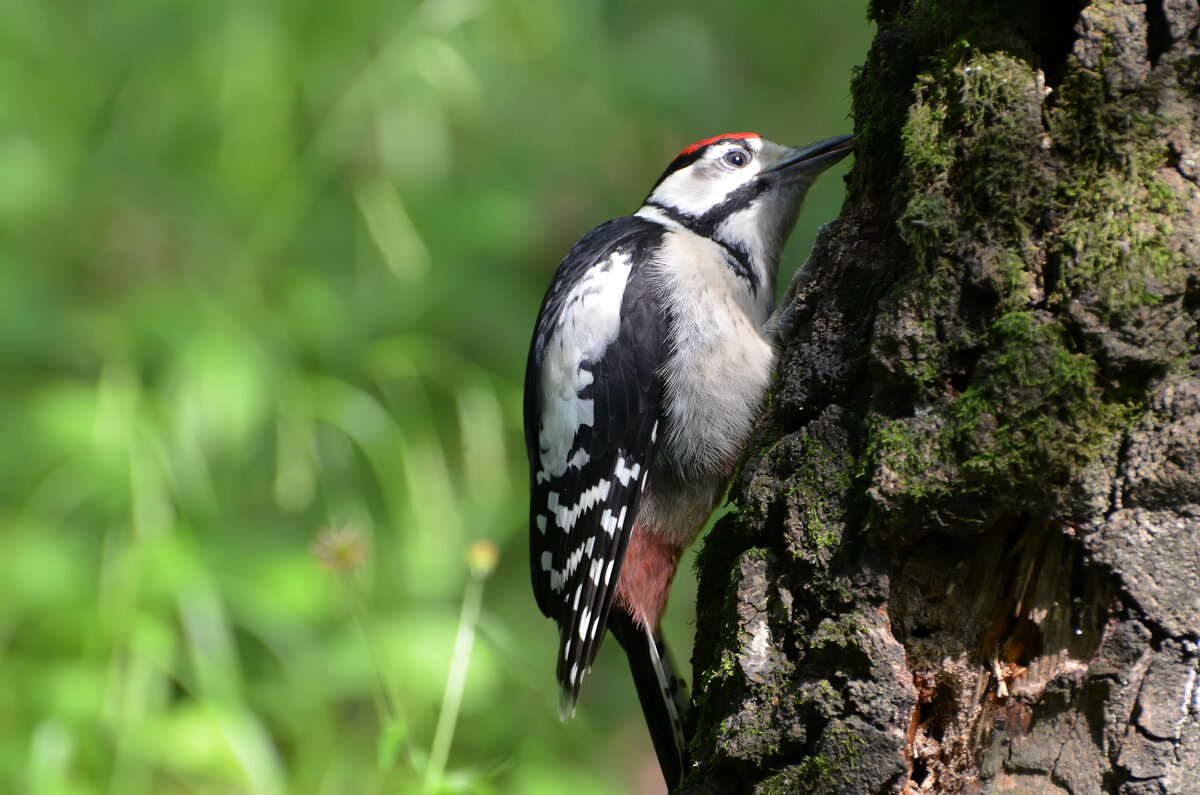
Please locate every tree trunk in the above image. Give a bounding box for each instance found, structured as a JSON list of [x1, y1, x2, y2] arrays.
[[682, 1, 1200, 793]]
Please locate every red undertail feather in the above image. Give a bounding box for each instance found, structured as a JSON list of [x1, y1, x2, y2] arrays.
[[615, 523, 684, 630]]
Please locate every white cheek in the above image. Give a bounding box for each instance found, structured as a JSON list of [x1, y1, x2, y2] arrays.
[[717, 202, 780, 274], [649, 165, 760, 215], [716, 206, 764, 256]]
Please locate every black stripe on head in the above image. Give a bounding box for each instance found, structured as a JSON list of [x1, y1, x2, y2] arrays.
[[645, 178, 764, 295]]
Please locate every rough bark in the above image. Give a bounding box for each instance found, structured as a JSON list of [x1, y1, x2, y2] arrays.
[[683, 1, 1200, 793]]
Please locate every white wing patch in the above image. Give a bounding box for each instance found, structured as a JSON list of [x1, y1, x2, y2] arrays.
[[537, 251, 634, 481], [614, 455, 642, 486], [554, 478, 611, 531]]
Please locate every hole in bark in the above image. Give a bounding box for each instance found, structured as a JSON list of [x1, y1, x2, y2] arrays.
[[948, 346, 982, 396], [981, 518, 1054, 667], [1183, 274, 1200, 346], [1043, 245, 1064, 305], [1146, 0, 1170, 67], [919, 680, 957, 742], [1034, 0, 1086, 89], [909, 624, 939, 639], [911, 756, 930, 787], [891, 519, 1115, 789], [962, 263, 1002, 322]]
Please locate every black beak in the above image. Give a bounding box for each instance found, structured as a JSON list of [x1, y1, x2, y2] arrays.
[[763, 134, 854, 180]]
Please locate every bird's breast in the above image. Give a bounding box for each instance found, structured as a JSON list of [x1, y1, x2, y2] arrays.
[[651, 231, 777, 482]]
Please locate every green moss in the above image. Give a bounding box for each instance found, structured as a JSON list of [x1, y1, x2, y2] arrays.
[[779, 435, 854, 560], [754, 722, 868, 793], [910, 2, 1004, 47], [989, 312, 1089, 388], [1040, 58, 1193, 319], [695, 648, 740, 698], [808, 612, 868, 655], [857, 28, 1184, 526], [900, 95, 954, 189], [689, 546, 792, 763], [712, 702, 783, 762], [954, 311, 1130, 484], [868, 309, 1135, 518], [864, 415, 951, 503], [900, 51, 1048, 260], [898, 192, 958, 258], [1052, 172, 1185, 316], [885, 49, 1055, 416], [794, 678, 844, 721], [764, 755, 835, 793]]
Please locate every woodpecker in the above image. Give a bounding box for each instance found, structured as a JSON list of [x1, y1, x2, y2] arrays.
[[524, 132, 852, 788]]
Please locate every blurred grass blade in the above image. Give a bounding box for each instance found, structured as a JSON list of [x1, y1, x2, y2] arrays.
[[354, 176, 431, 282], [420, 541, 498, 794]]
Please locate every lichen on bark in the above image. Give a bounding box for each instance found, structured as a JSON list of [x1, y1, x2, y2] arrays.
[[683, 1, 1200, 793]]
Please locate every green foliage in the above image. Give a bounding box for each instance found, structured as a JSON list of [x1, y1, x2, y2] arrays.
[[0, 0, 869, 792]]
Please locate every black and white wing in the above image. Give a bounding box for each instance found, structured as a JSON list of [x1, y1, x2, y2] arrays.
[[524, 215, 668, 714]]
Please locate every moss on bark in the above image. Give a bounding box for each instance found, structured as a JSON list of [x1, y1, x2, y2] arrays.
[[684, 0, 1200, 792]]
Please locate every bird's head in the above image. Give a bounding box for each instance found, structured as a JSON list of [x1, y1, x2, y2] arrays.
[[639, 132, 853, 295]]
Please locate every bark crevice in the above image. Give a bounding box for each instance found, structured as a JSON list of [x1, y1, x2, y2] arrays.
[[1036, 0, 1087, 89]]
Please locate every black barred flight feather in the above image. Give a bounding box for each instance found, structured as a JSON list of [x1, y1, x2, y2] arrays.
[[523, 215, 668, 712]]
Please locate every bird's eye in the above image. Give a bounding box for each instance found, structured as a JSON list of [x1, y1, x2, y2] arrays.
[[722, 149, 750, 168]]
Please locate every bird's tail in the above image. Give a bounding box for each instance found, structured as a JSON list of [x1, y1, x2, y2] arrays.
[[609, 609, 689, 790]]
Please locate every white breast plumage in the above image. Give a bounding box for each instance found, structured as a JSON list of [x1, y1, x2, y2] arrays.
[[652, 228, 776, 477]]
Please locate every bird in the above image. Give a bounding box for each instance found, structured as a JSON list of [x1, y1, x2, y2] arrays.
[[523, 131, 852, 789]]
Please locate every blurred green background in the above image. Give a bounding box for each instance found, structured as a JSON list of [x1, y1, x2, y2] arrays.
[[0, 1, 871, 792]]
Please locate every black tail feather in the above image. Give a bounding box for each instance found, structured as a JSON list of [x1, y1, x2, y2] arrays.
[[609, 610, 689, 790]]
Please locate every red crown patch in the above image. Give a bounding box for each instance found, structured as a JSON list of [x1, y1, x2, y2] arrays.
[[677, 132, 760, 157]]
